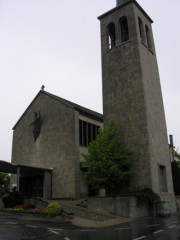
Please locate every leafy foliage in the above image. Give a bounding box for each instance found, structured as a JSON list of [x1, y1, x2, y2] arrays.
[[0, 172, 10, 197], [3, 190, 23, 208], [174, 149, 180, 161], [47, 201, 62, 217], [133, 187, 160, 206], [171, 160, 180, 196], [83, 121, 132, 194], [0, 172, 10, 191]]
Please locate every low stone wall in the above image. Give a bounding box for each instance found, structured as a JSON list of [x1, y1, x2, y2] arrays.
[[88, 196, 152, 218], [23, 198, 49, 208]]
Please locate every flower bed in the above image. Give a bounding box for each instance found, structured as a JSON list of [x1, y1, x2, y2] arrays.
[[27, 208, 48, 215], [0, 201, 63, 217], [0, 208, 25, 213], [0, 206, 48, 215]]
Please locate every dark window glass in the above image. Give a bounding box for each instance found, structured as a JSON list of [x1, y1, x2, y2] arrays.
[[79, 120, 82, 146], [159, 165, 168, 192], [88, 123, 92, 146], [138, 17, 145, 42], [120, 16, 129, 42], [107, 22, 116, 49], [92, 125, 97, 141], [145, 25, 152, 49], [83, 121, 87, 147], [79, 120, 101, 147]]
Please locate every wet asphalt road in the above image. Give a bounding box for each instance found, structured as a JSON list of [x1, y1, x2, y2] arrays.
[[0, 213, 180, 240]]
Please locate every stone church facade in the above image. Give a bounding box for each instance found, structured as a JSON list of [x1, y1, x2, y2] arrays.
[[11, 90, 103, 199], [11, 0, 175, 211]]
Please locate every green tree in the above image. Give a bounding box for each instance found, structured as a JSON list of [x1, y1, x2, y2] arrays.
[[174, 149, 180, 161], [171, 149, 180, 196], [83, 121, 132, 195], [0, 172, 10, 197]]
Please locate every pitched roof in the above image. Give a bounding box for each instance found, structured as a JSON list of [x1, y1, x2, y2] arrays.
[[43, 90, 103, 120], [13, 90, 103, 130]]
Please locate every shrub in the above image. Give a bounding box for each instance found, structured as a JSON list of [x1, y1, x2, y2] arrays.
[[47, 202, 62, 217], [133, 187, 160, 206], [0, 188, 7, 197], [3, 190, 23, 208]]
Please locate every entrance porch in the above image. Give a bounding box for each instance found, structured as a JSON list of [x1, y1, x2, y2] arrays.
[[0, 160, 52, 199]]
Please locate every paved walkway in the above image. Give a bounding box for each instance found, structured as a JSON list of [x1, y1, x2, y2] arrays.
[[60, 199, 132, 228], [0, 199, 132, 228], [71, 216, 132, 228]]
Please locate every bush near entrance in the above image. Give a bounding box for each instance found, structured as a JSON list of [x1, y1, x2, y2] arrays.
[[0, 172, 10, 197], [47, 201, 62, 217], [3, 189, 23, 208]]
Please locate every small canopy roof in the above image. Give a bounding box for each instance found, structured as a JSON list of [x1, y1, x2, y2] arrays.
[[0, 160, 52, 175], [0, 160, 17, 174]]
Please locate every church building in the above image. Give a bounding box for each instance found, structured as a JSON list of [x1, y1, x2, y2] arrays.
[[10, 0, 175, 212], [11, 90, 103, 199]]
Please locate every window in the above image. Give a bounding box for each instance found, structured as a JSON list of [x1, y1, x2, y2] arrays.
[[88, 123, 92, 145], [138, 17, 145, 42], [107, 22, 116, 49], [83, 121, 87, 147], [79, 120, 100, 147], [120, 16, 129, 42], [79, 120, 83, 146], [145, 25, 152, 50], [159, 165, 168, 192]]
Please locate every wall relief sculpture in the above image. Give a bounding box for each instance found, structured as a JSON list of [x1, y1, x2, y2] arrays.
[[29, 111, 41, 142]]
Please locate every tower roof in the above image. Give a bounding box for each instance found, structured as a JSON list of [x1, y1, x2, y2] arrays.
[[116, 0, 128, 6], [98, 0, 153, 23]]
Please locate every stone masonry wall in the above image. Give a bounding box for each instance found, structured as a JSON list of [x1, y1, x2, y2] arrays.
[[100, 3, 152, 189], [12, 92, 80, 199], [133, 5, 175, 208], [88, 196, 152, 218], [99, 2, 176, 212]]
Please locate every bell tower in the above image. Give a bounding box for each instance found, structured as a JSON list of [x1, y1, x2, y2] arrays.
[[98, 0, 175, 211]]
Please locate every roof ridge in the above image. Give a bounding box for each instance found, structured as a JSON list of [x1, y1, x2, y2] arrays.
[[12, 90, 103, 130], [42, 90, 103, 119]]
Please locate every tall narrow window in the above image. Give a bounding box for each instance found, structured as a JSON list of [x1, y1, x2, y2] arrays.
[[159, 165, 168, 192], [88, 123, 92, 146], [79, 120, 101, 147], [145, 25, 152, 50], [83, 121, 87, 147], [138, 17, 145, 42], [79, 120, 83, 146], [120, 16, 129, 42], [107, 23, 116, 49]]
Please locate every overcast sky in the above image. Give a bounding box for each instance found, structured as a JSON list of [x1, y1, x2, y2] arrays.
[[0, 0, 180, 162]]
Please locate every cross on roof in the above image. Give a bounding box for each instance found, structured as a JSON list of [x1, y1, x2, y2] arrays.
[[41, 85, 45, 91]]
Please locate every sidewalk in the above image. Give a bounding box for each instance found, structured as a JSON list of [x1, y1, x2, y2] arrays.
[[60, 199, 132, 228], [0, 199, 132, 228], [0, 210, 132, 228], [71, 216, 132, 228]]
